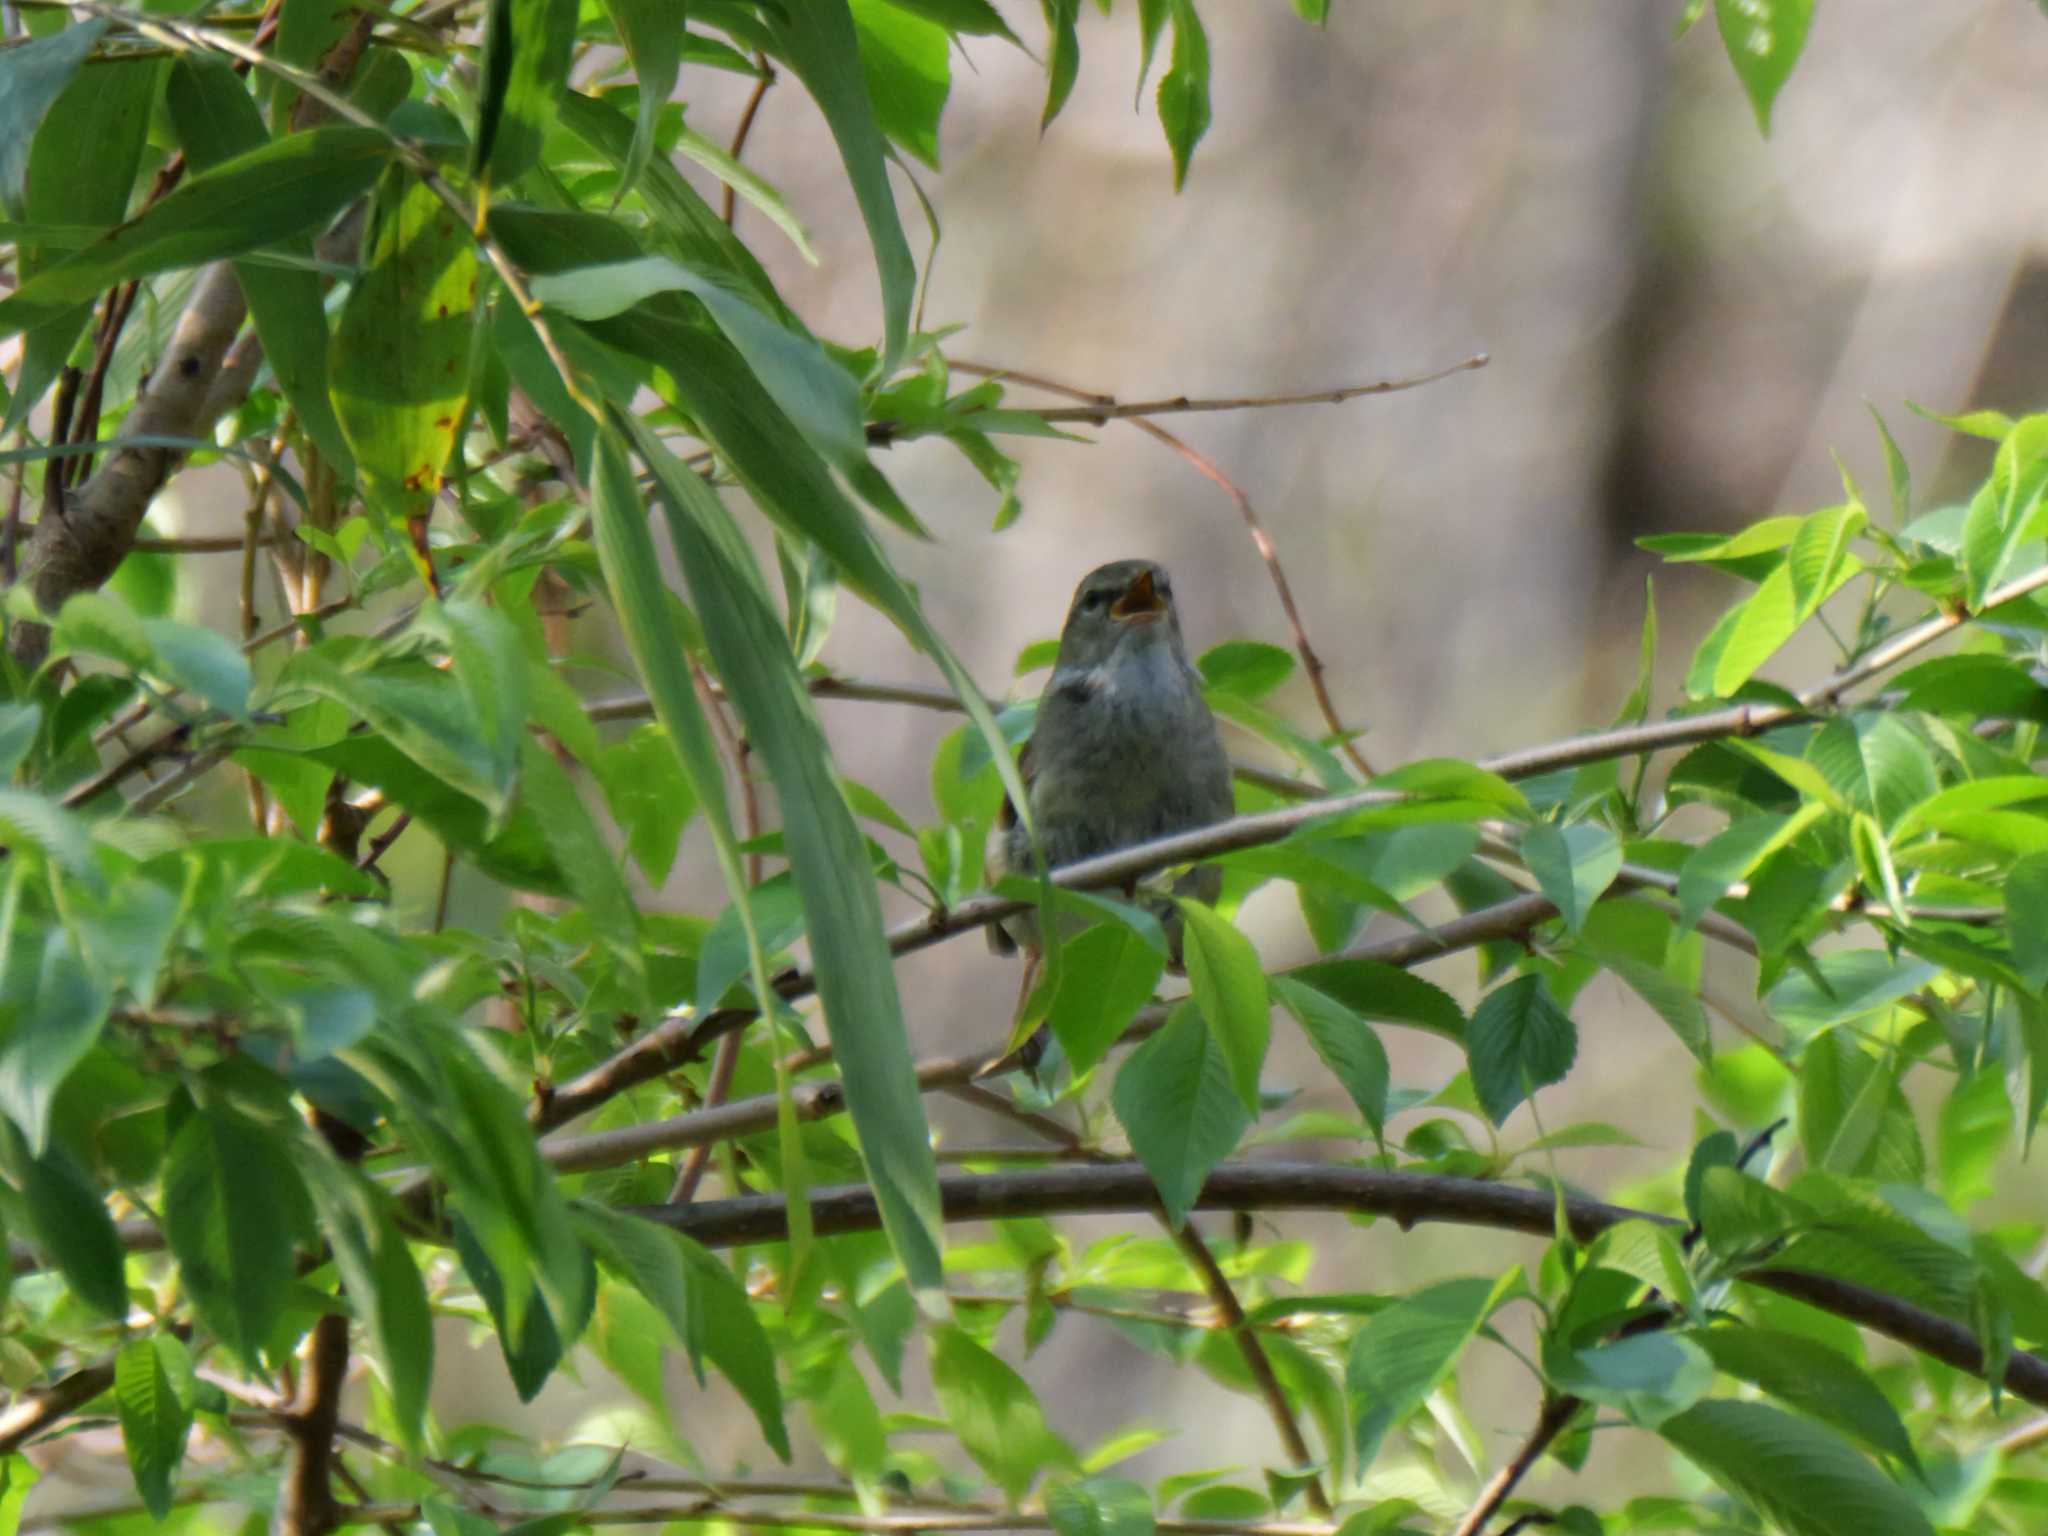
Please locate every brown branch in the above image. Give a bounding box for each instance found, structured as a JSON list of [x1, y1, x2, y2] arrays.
[[0, 1362, 115, 1454], [132, 533, 287, 553], [722, 54, 776, 228], [21, 1162, 2048, 1421], [1172, 1220, 1333, 1515], [947, 358, 1381, 778], [616, 1161, 2048, 1410], [4, 6, 359, 670], [1451, 1392, 1581, 1536], [276, 1312, 351, 1536], [9, 262, 250, 669], [946, 357, 1491, 426]]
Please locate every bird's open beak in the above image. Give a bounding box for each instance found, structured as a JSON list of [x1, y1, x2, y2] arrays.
[[1110, 569, 1167, 622]]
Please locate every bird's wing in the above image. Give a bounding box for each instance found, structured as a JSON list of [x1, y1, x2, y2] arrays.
[[996, 734, 1034, 834], [988, 734, 1035, 956]]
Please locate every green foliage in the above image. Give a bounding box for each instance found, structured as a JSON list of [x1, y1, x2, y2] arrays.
[[1, 8, 2045, 1536]]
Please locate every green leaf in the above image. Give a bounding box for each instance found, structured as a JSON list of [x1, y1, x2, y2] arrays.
[[530, 255, 877, 502], [1962, 414, 2048, 609], [358, 1025, 591, 1357], [1937, 1067, 2011, 1207], [1347, 1274, 1509, 1469], [449, 1217, 576, 1402], [595, 723, 696, 885], [603, 0, 682, 201], [11, 1132, 128, 1318], [591, 302, 1029, 847], [1370, 757, 1531, 818], [1798, 1031, 1921, 1182], [1659, 1399, 1932, 1536], [1868, 406, 1912, 523], [474, 0, 578, 187], [1689, 1326, 1918, 1471], [1040, 0, 1082, 127], [0, 20, 109, 218], [767, 0, 918, 367], [1285, 958, 1464, 1041], [5, 53, 153, 432], [1786, 501, 1867, 620], [1614, 576, 1658, 726], [1806, 713, 1938, 833], [1549, 1332, 1712, 1427], [523, 741, 648, 1009], [1601, 955, 1710, 1063], [574, 1203, 791, 1458], [115, 1336, 191, 1521], [624, 416, 944, 1292], [298, 1154, 432, 1448], [1273, 977, 1390, 1141], [1705, 558, 1859, 696], [162, 1106, 302, 1368], [930, 1324, 1077, 1501], [1696, 1165, 1798, 1260], [1713, 0, 1813, 136], [1465, 974, 1576, 1125], [1175, 899, 1269, 1113], [1111, 1002, 1250, 1227], [1675, 808, 1820, 932], [2008, 851, 2048, 991], [1198, 640, 1296, 700], [331, 167, 478, 522], [0, 926, 112, 1150], [1520, 821, 1621, 934], [1047, 1476, 1155, 1536], [141, 616, 252, 721], [285, 653, 515, 822], [0, 703, 38, 782], [851, 0, 951, 170], [1157, 0, 1211, 189], [0, 126, 392, 338], [1044, 922, 1167, 1077], [1766, 949, 1939, 1045], [555, 91, 794, 313]]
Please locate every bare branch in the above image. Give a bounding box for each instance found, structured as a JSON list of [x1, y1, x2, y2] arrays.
[[722, 54, 776, 228], [938, 355, 1488, 425], [1451, 1393, 1581, 1536], [275, 1311, 351, 1536], [618, 1160, 2048, 1410], [0, 1362, 115, 1454]]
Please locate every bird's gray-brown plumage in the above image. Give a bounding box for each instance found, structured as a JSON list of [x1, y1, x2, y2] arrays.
[[991, 560, 1234, 1068]]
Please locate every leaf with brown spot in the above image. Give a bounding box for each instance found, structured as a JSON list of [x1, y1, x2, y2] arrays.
[[330, 167, 478, 524]]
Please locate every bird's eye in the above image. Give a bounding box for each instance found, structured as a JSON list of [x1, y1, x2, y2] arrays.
[[1082, 590, 1109, 611]]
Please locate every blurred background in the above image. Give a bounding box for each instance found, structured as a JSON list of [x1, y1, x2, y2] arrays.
[[123, 0, 2048, 1521]]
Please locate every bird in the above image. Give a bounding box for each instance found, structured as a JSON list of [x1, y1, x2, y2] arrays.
[[989, 558, 1235, 1074]]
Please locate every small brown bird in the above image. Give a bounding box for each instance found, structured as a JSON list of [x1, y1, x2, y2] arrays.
[[990, 559, 1235, 1071]]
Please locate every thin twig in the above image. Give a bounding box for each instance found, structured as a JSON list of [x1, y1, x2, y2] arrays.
[[949, 357, 1380, 778], [0, 1363, 115, 1453], [722, 54, 776, 228], [964, 356, 1491, 425], [1451, 1393, 1580, 1536], [1172, 1220, 1333, 1515], [133, 533, 286, 552]]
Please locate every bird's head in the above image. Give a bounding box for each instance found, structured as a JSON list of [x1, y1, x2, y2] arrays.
[[1055, 559, 1186, 670]]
